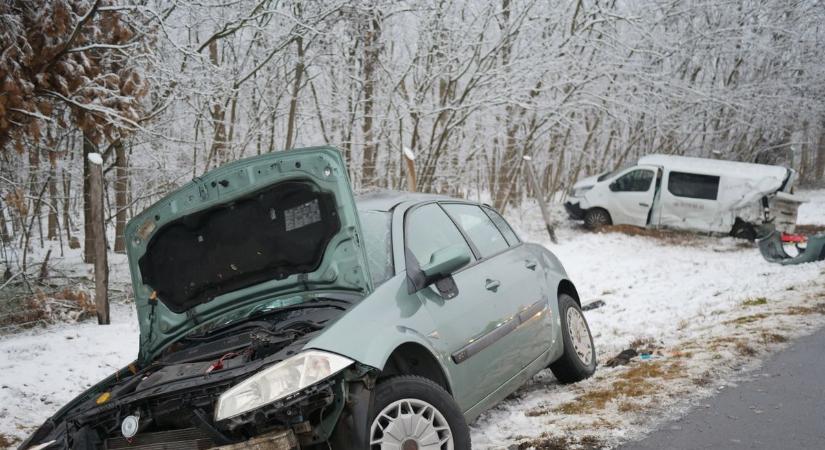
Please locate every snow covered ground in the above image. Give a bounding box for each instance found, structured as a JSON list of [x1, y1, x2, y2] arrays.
[[1, 191, 824, 449]]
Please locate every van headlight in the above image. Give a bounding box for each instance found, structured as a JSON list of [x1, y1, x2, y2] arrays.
[[571, 186, 593, 197], [214, 350, 354, 421]]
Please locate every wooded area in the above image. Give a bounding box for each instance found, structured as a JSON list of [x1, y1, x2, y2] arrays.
[[1, 0, 824, 287]]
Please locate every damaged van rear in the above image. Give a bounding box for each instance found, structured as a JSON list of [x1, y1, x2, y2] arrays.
[[565, 154, 803, 237]]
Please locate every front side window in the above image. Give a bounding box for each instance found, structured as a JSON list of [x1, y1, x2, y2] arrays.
[[406, 204, 473, 268], [442, 204, 509, 258], [610, 169, 655, 192], [667, 171, 720, 200], [358, 211, 393, 286]]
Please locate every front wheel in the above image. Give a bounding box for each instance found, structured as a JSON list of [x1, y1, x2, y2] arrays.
[[369, 375, 471, 450], [550, 294, 597, 383], [584, 208, 612, 229]]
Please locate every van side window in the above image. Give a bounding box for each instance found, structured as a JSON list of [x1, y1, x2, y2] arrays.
[[610, 169, 654, 192], [667, 172, 720, 200]]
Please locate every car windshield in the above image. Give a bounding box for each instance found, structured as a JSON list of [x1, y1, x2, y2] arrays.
[[359, 210, 394, 286]]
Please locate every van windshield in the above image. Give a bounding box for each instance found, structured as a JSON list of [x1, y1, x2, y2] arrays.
[[597, 165, 632, 182]]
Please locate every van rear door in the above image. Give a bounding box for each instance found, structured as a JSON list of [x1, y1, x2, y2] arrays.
[[604, 165, 658, 226]]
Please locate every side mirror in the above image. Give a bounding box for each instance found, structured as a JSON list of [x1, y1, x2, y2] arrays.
[[609, 181, 619, 192], [420, 245, 471, 279], [406, 244, 471, 298]]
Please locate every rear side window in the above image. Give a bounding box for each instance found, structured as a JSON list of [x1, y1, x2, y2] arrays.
[[668, 172, 720, 200], [610, 169, 655, 192], [482, 206, 520, 246], [442, 204, 509, 258], [406, 204, 473, 268]]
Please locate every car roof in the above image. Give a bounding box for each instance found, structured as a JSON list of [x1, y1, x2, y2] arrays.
[[638, 154, 789, 179], [355, 189, 453, 211]]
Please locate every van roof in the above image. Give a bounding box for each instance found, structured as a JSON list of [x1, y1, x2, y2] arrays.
[[638, 154, 789, 180]]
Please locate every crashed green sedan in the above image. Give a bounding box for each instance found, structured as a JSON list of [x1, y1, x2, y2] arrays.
[[21, 147, 596, 450]]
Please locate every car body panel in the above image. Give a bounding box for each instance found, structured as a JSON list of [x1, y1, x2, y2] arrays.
[[309, 197, 571, 419], [124, 147, 373, 363]]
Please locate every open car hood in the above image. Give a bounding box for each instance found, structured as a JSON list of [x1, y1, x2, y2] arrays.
[[125, 147, 372, 363]]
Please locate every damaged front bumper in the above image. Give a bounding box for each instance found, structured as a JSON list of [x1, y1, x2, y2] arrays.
[[564, 201, 585, 220], [21, 366, 376, 450]]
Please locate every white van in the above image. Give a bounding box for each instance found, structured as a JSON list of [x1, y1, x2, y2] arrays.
[[564, 154, 803, 236]]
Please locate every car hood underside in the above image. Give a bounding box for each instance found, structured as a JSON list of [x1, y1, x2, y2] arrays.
[[124, 147, 373, 362]]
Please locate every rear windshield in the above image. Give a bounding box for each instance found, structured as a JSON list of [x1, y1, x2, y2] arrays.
[[359, 211, 394, 286]]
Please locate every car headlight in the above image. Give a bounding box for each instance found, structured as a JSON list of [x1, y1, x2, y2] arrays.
[[214, 350, 354, 421]]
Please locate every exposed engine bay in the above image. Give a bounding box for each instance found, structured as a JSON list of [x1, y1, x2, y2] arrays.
[[26, 302, 371, 450]]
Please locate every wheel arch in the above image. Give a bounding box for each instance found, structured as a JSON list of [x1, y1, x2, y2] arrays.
[[380, 342, 453, 395], [558, 279, 581, 307]]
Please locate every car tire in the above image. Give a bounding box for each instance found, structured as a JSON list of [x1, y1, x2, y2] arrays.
[[368, 375, 470, 450], [584, 208, 612, 229], [550, 294, 597, 383]]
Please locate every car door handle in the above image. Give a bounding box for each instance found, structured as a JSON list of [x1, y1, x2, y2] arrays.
[[485, 279, 501, 292], [525, 260, 538, 271], [639, 202, 650, 207]]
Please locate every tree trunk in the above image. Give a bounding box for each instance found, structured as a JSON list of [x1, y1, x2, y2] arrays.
[[815, 122, 825, 185], [207, 40, 228, 167], [0, 197, 10, 243], [47, 159, 58, 240], [83, 130, 96, 264], [114, 140, 128, 253], [523, 157, 557, 243], [62, 168, 72, 243], [360, 11, 381, 187], [284, 35, 305, 150], [89, 153, 109, 325]]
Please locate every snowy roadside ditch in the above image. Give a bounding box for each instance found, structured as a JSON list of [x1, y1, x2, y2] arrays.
[[470, 192, 825, 449], [1, 192, 824, 449]]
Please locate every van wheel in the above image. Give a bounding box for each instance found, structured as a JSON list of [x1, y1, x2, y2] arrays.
[[369, 375, 471, 450], [584, 208, 611, 229], [730, 218, 757, 241], [550, 294, 597, 383]]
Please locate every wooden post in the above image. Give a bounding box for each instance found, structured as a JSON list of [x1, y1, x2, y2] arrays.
[[88, 152, 109, 325], [523, 155, 558, 244], [403, 147, 417, 192]]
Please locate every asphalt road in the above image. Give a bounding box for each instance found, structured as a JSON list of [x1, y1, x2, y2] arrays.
[[620, 327, 825, 450]]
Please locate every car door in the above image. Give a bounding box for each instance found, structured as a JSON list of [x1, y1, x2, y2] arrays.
[[605, 166, 658, 226], [439, 204, 548, 395], [480, 205, 555, 362], [405, 203, 513, 411]]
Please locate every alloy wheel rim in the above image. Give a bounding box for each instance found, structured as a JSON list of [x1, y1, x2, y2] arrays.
[[567, 307, 593, 366], [370, 398, 454, 450]]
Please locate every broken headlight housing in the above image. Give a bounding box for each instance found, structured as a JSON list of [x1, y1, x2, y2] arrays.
[[214, 350, 353, 421], [571, 186, 593, 198]]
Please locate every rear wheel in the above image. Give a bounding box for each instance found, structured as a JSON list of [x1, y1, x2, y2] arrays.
[[550, 294, 597, 383], [730, 218, 757, 241], [584, 208, 612, 229], [369, 375, 470, 450]]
